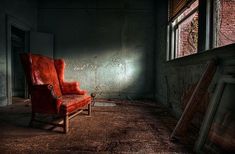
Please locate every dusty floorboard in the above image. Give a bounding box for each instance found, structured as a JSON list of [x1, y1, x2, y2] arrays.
[[0, 98, 193, 153]]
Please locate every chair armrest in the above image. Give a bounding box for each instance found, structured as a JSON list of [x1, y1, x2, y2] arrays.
[[31, 84, 62, 114], [60, 81, 87, 95]]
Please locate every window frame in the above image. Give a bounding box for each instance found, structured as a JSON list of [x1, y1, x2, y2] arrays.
[[167, 0, 200, 60], [167, 0, 235, 61]]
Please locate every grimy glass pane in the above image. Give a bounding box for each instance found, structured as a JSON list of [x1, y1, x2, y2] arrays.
[[175, 0, 199, 58], [214, 0, 235, 47], [177, 11, 198, 58]]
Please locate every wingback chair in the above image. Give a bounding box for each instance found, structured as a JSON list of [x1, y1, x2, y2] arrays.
[[20, 53, 91, 133]]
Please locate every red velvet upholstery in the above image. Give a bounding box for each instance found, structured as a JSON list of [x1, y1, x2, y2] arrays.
[[54, 59, 87, 95], [20, 53, 91, 133], [31, 84, 62, 114], [31, 54, 62, 96], [60, 94, 91, 114]]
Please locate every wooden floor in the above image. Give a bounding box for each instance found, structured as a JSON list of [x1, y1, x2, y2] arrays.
[[0, 98, 193, 153]]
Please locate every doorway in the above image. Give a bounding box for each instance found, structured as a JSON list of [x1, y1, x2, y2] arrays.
[[11, 26, 26, 98], [6, 16, 31, 105]]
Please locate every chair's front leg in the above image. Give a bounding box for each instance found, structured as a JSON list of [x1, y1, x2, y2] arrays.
[[88, 103, 91, 116], [64, 114, 69, 133]]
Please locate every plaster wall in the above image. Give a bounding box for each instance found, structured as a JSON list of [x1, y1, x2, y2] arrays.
[[38, 0, 156, 99], [0, 0, 37, 106]]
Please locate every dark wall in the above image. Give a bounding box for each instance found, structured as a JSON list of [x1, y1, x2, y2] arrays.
[[154, 0, 168, 105], [38, 0, 156, 99], [155, 0, 235, 117], [0, 0, 38, 106]]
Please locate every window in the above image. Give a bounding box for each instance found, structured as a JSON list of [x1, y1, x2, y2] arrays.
[[168, 0, 199, 59], [213, 0, 235, 47], [167, 0, 235, 60]]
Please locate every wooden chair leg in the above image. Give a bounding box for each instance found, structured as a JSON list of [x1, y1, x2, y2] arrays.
[[88, 103, 91, 116], [64, 114, 69, 133], [29, 112, 35, 127]]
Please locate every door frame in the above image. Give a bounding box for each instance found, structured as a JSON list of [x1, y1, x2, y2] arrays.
[[6, 15, 31, 105]]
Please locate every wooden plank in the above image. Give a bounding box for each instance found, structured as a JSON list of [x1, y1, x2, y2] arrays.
[[194, 75, 235, 152], [181, 83, 210, 113], [170, 59, 217, 141]]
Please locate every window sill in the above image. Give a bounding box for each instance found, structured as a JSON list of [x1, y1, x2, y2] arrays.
[[166, 43, 235, 66]]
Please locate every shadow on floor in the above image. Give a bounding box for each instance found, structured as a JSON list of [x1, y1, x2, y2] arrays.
[[0, 98, 193, 153]]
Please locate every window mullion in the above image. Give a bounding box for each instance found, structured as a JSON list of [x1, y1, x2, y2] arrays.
[[198, 0, 208, 52]]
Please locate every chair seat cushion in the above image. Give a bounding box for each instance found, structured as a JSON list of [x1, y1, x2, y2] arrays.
[[60, 94, 91, 114]]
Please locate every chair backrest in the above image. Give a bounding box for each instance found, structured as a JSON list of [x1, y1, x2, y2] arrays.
[[54, 59, 65, 84], [20, 53, 62, 97]]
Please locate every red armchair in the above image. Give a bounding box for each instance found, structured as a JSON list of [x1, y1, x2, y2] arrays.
[[20, 53, 91, 133]]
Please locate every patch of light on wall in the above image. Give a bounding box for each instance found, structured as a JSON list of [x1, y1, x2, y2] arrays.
[[62, 48, 143, 93]]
